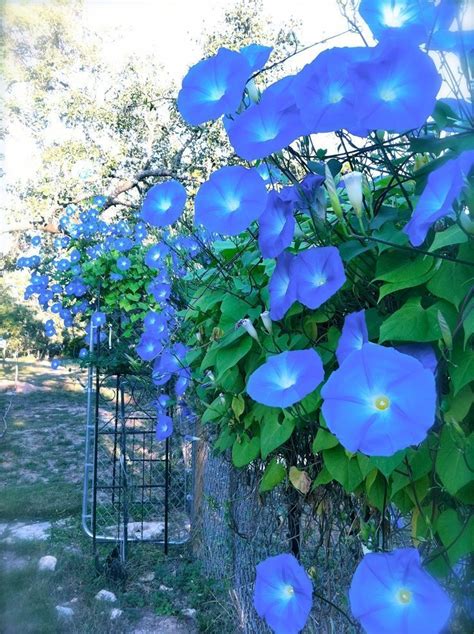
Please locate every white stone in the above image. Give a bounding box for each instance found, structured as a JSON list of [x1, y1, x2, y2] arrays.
[[1, 521, 51, 543], [181, 608, 197, 619], [159, 584, 172, 592], [38, 555, 57, 571], [140, 571, 155, 582], [110, 608, 123, 620], [56, 605, 74, 620], [95, 589, 117, 603]]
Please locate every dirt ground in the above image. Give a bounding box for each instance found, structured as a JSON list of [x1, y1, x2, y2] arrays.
[[0, 359, 225, 634]]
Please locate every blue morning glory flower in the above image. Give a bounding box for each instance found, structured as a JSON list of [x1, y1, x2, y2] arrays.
[[258, 190, 295, 258], [358, 0, 437, 43], [147, 278, 171, 303], [293, 246, 346, 310], [31, 235, 41, 246], [430, 28, 474, 55], [292, 47, 369, 134], [78, 348, 89, 360], [140, 180, 187, 228], [336, 310, 368, 365], [110, 272, 124, 281], [226, 76, 305, 161], [350, 548, 452, 634], [194, 166, 267, 235], [117, 256, 131, 271], [156, 413, 173, 441], [239, 44, 272, 72], [404, 151, 474, 246], [355, 39, 441, 134], [143, 311, 168, 337], [321, 343, 436, 456], [177, 47, 251, 126], [91, 311, 106, 327], [145, 243, 169, 269], [395, 343, 438, 374], [254, 553, 313, 634], [136, 334, 164, 361], [247, 349, 324, 408], [113, 237, 134, 252], [268, 251, 298, 320], [51, 358, 60, 370]]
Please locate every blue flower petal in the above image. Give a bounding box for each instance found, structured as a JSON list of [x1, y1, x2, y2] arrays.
[[156, 413, 173, 441], [177, 47, 251, 125], [404, 151, 474, 246], [354, 38, 441, 133], [350, 548, 452, 634], [226, 76, 306, 160], [321, 343, 436, 456], [247, 349, 324, 408], [194, 166, 267, 235], [140, 180, 187, 228], [336, 310, 369, 365], [240, 43, 272, 72], [254, 553, 313, 634], [294, 246, 346, 310], [358, 0, 438, 43], [258, 190, 295, 258], [268, 251, 298, 320]]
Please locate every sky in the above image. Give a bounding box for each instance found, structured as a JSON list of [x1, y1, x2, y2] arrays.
[[3, 0, 363, 189], [3, 0, 471, 192]]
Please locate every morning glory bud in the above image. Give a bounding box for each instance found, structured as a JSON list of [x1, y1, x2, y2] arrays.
[[260, 311, 272, 334], [237, 318, 259, 343], [342, 170, 363, 217], [324, 164, 343, 220]]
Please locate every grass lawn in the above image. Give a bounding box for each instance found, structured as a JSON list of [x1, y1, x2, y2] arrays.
[[0, 359, 233, 633]]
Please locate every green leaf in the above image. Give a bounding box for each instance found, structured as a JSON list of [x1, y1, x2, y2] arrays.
[[202, 395, 228, 424], [409, 132, 474, 155], [462, 298, 474, 349], [231, 395, 245, 419], [323, 446, 363, 492], [368, 450, 407, 478], [312, 466, 333, 488], [232, 434, 260, 468], [366, 472, 387, 511], [216, 334, 253, 378], [436, 426, 474, 495], [259, 458, 286, 493], [450, 342, 474, 395], [436, 509, 474, 565], [260, 415, 295, 459], [379, 297, 440, 343], [372, 221, 410, 255], [444, 384, 473, 424], [338, 240, 372, 262], [312, 428, 339, 453], [375, 254, 435, 300], [427, 258, 474, 309], [428, 224, 468, 252]]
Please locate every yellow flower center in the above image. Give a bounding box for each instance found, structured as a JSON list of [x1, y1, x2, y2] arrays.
[[374, 395, 390, 411], [397, 588, 412, 605]]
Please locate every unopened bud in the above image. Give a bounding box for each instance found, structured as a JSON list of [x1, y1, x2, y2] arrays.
[[324, 164, 343, 220], [237, 318, 259, 342], [260, 311, 272, 334], [342, 171, 363, 217]]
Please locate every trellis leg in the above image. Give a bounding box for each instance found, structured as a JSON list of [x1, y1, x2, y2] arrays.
[[164, 436, 170, 554]]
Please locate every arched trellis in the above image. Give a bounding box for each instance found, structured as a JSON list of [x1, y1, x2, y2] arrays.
[[81, 312, 197, 571]]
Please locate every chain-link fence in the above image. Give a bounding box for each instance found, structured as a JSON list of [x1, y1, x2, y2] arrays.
[[193, 434, 365, 633]]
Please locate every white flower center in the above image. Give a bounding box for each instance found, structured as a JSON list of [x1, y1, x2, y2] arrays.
[[313, 275, 326, 287], [382, 4, 407, 28], [374, 395, 390, 411], [380, 86, 398, 102], [226, 197, 241, 212], [282, 584, 295, 599], [396, 588, 412, 605], [278, 372, 297, 389], [209, 84, 226, 101]]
